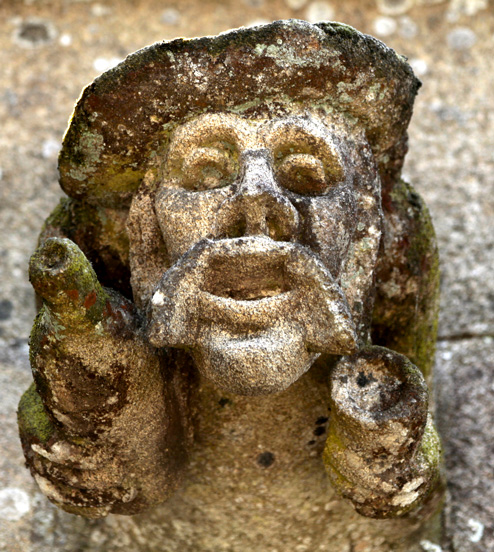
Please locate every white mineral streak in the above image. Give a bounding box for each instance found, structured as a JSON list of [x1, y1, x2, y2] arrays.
[[32, 441, 73, 463], [34, 475, 62, 503], [0, 488, 30, 521], [31, 443, 51, 459], [52, 409, 74, 427], [106, 394, 118, 405], [152, 291, 166, 306], [420, 541, 442, 552], [467, 518, 484, 543], [390, 477, 425, 507]]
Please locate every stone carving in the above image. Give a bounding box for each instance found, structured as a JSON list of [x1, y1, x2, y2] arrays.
[[18, 19, 443, 534]]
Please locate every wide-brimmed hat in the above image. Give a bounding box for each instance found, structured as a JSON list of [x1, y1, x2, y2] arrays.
[[59, 19, 420, 207]]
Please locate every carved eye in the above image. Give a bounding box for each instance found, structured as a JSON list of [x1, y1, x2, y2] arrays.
[[275, 153, 337, 196], [180, 144, 238, 191]]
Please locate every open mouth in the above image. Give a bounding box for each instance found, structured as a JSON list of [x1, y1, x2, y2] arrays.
[[202, 254, 290, 301], [195, 238, 297, 325], [148, 236, 357, 356]]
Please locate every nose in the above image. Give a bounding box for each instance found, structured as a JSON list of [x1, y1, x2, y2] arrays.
[[214, 149, 299, 241]]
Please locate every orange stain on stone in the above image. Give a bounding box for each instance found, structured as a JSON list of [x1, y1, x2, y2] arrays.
[[66, 289, 79, 301], [84, 290, 97, 309]]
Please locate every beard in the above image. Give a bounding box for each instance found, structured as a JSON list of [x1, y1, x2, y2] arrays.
[[147, 236, 357, 395]]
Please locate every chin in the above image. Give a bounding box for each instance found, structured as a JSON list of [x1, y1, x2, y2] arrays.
[[191, 327, 319, 396], [146, 237, 358, 395]]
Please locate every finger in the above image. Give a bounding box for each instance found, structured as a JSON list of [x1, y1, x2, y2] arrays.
[[29, 237, 108, 323]]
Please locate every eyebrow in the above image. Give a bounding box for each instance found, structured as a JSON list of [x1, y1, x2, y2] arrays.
[[267, 125, 342, 164], [167, 114, 251, 156]]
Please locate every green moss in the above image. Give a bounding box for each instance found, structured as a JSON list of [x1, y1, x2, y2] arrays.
[[55, 502, 110, 519], [230, 99, 263, 114], [64, 128, 104, 182], [17, 383, 55, 444], [29, 238, 109, 329], [37, 195, 133, 298], [39, 197, 72, 241], [389, 182, 437, 266], [419, 419, 442, 469], [372, 179, 440, 380], [60, 148, 147, 207], [395, 182, 440, 379], [80, 157, 147, 205], [322, 429, 355, 497], [29, 306, 51, 368], [72, 200, 130, 264], [102, 166, 146, 194], [317, 22, 362, 42], [56, 18, 419, 210]]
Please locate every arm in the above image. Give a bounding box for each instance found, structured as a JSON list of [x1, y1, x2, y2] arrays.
[[323, 346, 444, 519], [325, 184, 443, 518], [18, 238, 193, 517], [371, 179, 440, 382]]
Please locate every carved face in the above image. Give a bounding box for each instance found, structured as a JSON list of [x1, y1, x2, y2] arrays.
[[141, 113, 383, 395]]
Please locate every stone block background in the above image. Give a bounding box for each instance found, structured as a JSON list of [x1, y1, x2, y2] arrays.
[[0, 0, 493, 550]]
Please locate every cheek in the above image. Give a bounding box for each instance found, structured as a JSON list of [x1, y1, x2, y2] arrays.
[[155, 188, 231, 263], [301, 193, 356, 278]]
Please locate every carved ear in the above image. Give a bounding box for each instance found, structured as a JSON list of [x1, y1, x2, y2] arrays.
[[127, 173, 170, 309]]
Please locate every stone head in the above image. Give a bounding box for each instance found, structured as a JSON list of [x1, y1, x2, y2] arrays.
[[143, 110, 383, 394], [56, 20, 421, 396]]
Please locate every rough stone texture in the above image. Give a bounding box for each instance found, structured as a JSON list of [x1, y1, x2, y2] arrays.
[[17, 19, 444, 545], [324, 347, 442, 519], [1, 1, 493, 551], [21, 238, 193, 517], [435, 338, 494, 552], [57, 20, 419, 207]]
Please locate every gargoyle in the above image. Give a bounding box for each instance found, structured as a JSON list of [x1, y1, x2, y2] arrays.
[[18, 20, 443, 530]]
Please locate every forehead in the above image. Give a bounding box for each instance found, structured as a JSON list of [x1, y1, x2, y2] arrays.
[[166, 112, 352, 153]]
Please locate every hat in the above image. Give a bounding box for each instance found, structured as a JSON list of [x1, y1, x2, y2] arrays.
[[59, 19, 420, 207]]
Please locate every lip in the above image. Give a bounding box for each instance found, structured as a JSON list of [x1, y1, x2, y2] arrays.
[[148, 235, 357, 353], [194, 237, 296, 325]]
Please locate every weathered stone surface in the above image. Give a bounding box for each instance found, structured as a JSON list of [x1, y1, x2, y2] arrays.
[[324, 347, 442, 519], [21, 238, 193, 517], [1, 1, 493, 551], [15, 20, 444, 550], [58, 20, 419, 208]]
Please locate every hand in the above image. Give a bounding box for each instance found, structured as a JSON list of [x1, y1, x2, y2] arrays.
[[323, 346, 442, 518], [18, 238, 192, 516]]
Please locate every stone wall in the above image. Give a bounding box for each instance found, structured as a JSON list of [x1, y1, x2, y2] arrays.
[[1, 1, 493, 550]]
